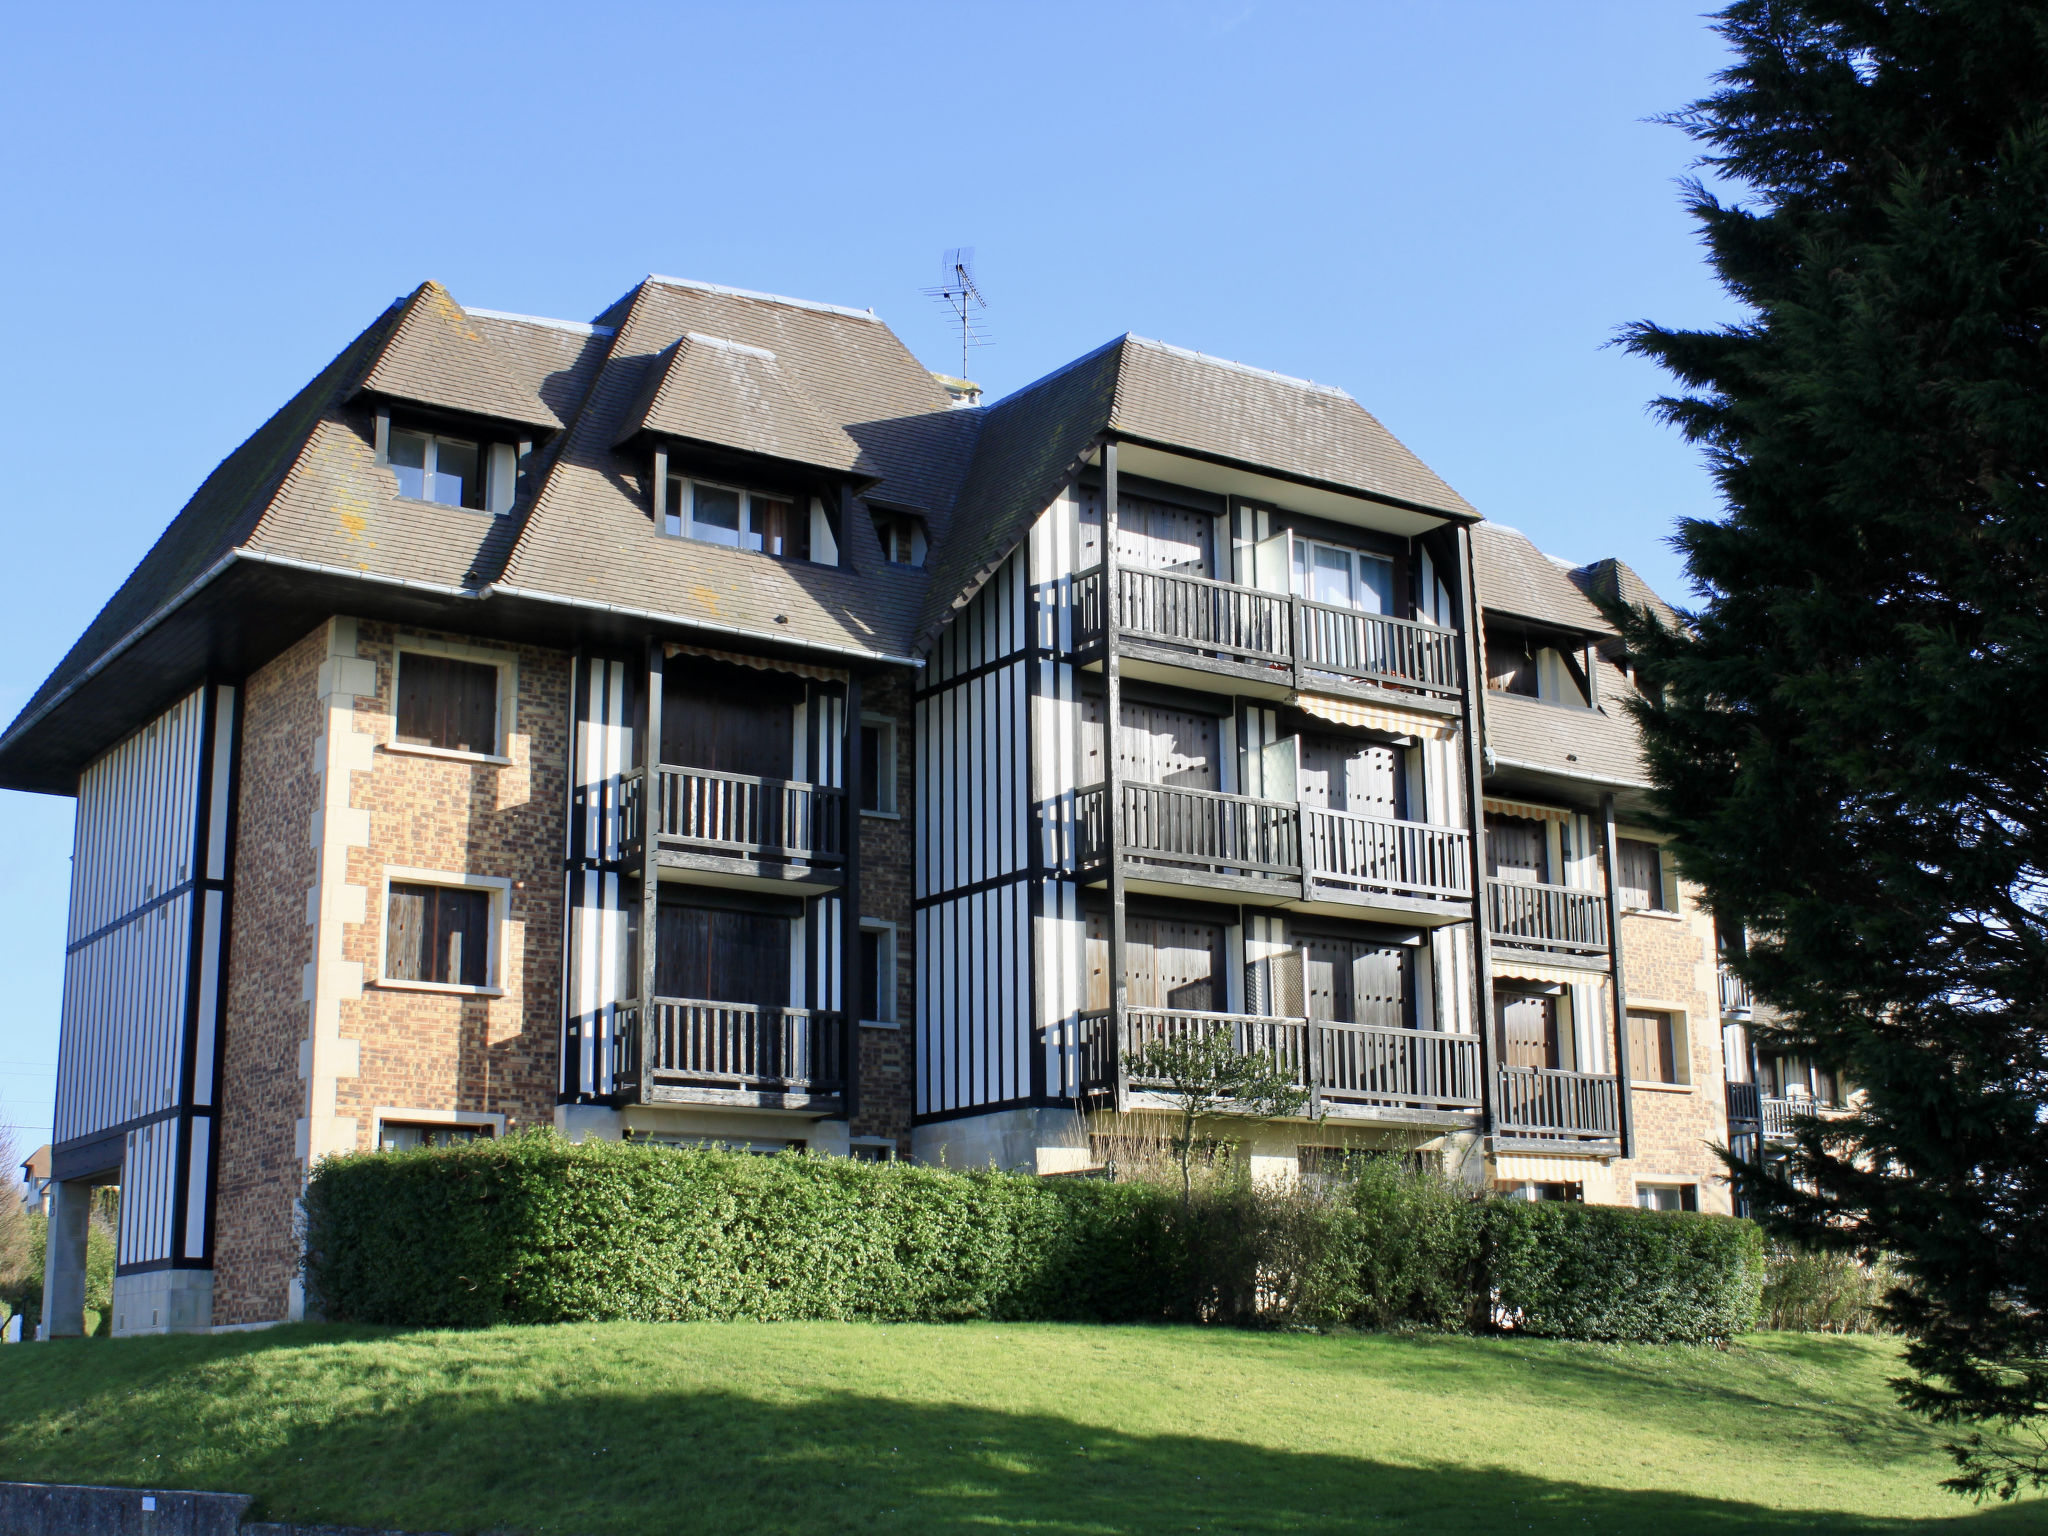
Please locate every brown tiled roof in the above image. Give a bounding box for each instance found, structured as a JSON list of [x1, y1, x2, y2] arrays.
[[616, 331, 872, 476], [1571, 556, 1685, 632], [356, 282, 567, 431], [1471, 522, 1615, 635]]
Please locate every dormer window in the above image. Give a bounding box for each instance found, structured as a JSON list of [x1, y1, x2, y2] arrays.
[[663, 472, 807, 559], [873, 510, 927, 567], [374, 411, 523, 514]]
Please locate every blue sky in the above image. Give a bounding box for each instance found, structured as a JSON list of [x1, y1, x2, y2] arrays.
[[0, 2, 1738, 1149]]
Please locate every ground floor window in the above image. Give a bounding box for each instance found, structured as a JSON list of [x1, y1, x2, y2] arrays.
[[1635, 1183, 1699, 1212], [1497, 1179, 1582, 1202], [378, 1121, 493, 1152]]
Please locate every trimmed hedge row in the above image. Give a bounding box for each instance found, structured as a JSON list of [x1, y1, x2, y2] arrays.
[[302, 1133, 1762, 1341]]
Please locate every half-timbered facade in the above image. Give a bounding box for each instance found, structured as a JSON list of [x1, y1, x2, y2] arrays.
[[6, 275, 1740, 1337]]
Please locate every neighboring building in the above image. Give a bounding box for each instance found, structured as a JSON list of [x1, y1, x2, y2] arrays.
[[20, 1146, 51, 1217], [2, 275, 1747, 1337]]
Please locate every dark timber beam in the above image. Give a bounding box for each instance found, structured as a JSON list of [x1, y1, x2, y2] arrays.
[[1453, 525, 1499, 1140], [841, 671, 863, 1124], [1103, 439, 1129, 1114]]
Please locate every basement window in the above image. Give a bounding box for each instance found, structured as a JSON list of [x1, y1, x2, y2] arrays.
[[379, 1121, 493, 1152]]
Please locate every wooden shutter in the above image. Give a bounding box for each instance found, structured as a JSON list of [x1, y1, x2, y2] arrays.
[[1498, 992, 1560, 1069], [1299, 737, 1401, 817], [1617, 839, 1663, 910], [1085, 912, 1225, 1012], [1082, 699, 1222, 789], [658, 904, 791, 1007], [1627, 1009, 1677, 1083], [385, 885, 428, 981], [1487, 817, 1549, 883], [1302, 934, 1406, 1027], [1077, 486, 1216, 576], [663, 667, 798, 778], [397, 653, 499, 755]]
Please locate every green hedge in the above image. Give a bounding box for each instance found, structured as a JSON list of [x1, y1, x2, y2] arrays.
[[1486, 1200, 1764, 1343], [302, 1133, 1761, 1342]]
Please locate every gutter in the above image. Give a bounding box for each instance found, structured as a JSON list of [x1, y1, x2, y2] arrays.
[[0, 549, 924, 770]]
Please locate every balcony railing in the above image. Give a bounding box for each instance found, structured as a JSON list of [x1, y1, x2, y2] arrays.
[[1725, 1079, 1761, 1126], [1494, 1066, 1621, 1141], [1078, 1006, 1483, 1114], [1077, 782, 1473, 904], [1719, 966, 1755, 1018], [1487, 878, 1610, 955], [653, 764, 845, 863], [1074, 565, 1463, 698], [637, 997, 845, 1095], [1758, 1094, 1850, 1138]]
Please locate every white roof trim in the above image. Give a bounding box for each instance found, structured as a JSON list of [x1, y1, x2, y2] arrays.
[[465, 307, 615, 338], [1124, 334, 1353, 401], [684, 332, 777, 362], [647, 274, 878, 322]]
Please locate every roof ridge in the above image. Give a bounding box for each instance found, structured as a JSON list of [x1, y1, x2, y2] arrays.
[[988, 334, 1127, 414], [1123, 334, 1352, 401], [645, 274, 879, 323], [465, 306, 616, 338]]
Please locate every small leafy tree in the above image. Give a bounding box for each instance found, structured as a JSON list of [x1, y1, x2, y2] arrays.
[[1124, 1028, 1311, 1207]]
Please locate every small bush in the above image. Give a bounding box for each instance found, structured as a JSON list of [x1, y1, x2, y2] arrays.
[[0, 1210, 116, 1334], [1485, 1200, 1764, 1343], [1760, 1243, 1893, 1332], [1332, 1155, 1486, 1330]]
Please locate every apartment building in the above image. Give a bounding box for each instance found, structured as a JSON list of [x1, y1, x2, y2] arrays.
[[4, 275, 1752, 1338]]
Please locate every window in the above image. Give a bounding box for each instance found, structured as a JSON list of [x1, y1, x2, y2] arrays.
[[859, 715, 897, 813], [396, 652, 501, 756], [1636, 1183, 1699, 1212], [859, 919, 897, 1026], [1498, 1180, 1583, 1202], [873, 510, 926, 566], [1293, 537, 1395, 614], [383, 423, 520, 514], [378, 1121, 492, 1152], [1498, 990, 1562, 1070], [1628, 1009, 1684, 1084], [1617, 838, 1668, 910], [656, 902, 792, 1007], [1487, 639, 1539, 696], [386, 882, 493, 988], [849, 1139, 898, 1162], [665, 474, 808, 559]]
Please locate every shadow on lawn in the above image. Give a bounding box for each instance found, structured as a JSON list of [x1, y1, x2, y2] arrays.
[[11, 1331, 2046, 1536]]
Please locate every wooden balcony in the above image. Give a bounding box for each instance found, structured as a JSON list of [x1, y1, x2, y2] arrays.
[[1494, 1066, 1621, 1145], [1074, 565, 1464, 707], [613, 996, 846, 1110], [1759, 1094, 1851, 1139], [1725, 1079, 1762, 1128], [1078, 1006, 1484, 1122], [1076, 781, 1474, 922], [650, 764, 845, 892], [1487, 878, 1609, 964], [1719, 965, 1755, 1018]]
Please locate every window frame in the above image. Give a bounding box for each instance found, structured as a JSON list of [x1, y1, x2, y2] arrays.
[[374, 1108, 506, 1151], [373, 408, 526, 515], [385, 640, 517, 765], [858, 917, 899, 1028], [376, 867, 510, 997], [663, 472, 812, 561], [1626, 1006, 1692, 1086], [1634, 1182, 1700, 1212], [1615, 836, 1674, 913], [871, 508, 928, 567], [1290, 534, 1397, 616], [859, 712, 899, 816]]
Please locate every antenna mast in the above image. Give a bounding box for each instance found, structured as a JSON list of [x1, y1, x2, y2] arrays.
[[922, 247, 989, 380]]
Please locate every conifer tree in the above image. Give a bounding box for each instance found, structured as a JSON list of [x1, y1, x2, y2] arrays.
[[1617, 0, 2048, 1497]]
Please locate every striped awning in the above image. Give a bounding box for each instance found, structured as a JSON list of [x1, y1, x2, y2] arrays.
[[665, 642, 846, 683], [1491, 955, 1608, 988], [1291, 693, 1456, 741], [1493, 1152, 1612, 1181], [1483, 796, 1570, 824]]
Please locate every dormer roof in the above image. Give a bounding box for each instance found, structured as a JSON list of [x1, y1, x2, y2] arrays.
[[613, 331, 874, 478], [355, 281, 568, 432]]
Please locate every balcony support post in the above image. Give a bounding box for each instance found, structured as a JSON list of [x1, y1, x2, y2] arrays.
[[1600, 792, 1637, 1159], [841, 671, 863, 1123], [636, 638, 663, 1098], [1103, 438, 1130, 1114], [1452, 525, 1499, 1139]]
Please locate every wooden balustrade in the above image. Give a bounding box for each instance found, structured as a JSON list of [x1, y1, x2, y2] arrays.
[[654, 765, 845, 861], [1073, 565, 1463, 697], [1117, 782, 1299, 878], [1494, 1066, 1621, 1139], [1486, 878, 1609, 953], [1760, 1095, 1825, 1138], [643, 998, 844, 1093], [1719, 966, 1755, 1016], [1305, 810, 1473, 900], [1725, 1079, 1761, 1125], [1081, 1006, 1483, 1114]]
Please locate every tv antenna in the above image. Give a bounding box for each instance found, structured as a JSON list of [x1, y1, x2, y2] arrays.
[[922, 247, 989, 380]]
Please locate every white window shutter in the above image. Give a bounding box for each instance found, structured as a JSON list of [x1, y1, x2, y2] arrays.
[[486, 443, 518, 514], [809, 497, 839, 566]]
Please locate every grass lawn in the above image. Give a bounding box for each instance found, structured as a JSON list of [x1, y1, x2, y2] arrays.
[[1, 1324, 2044, 1535]]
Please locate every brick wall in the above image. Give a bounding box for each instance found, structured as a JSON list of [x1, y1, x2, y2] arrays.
[[331, 623, 569, 1149], [1614, 869, 1733, 1214], [852, 670, 914, 1153], [212, 626, 325, 1324]]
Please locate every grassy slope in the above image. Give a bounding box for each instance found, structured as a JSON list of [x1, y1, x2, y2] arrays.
[[1, 1324, 2043, 1535]]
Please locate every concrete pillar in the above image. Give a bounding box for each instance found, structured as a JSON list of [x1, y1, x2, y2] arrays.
[[40, 1179, 90, 1340]]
